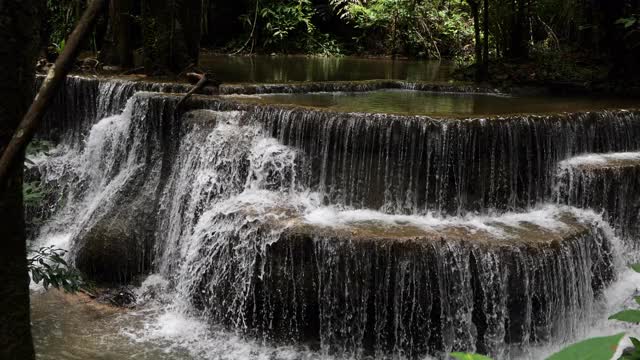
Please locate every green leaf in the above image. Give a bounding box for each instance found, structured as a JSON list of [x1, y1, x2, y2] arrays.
[[634, 297, 640, 306], [630, 336, 640, 349], [630, 263, 640, 273], [610, 310, 640, 323], [31, 269, 42, 284], [450, 353, 494, 360], [546, 333, 624, 360]]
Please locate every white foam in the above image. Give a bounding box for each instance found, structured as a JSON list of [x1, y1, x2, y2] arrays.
[[303, 204, 584, 239], [121, 282, 330, 360], [559, 152, 640, 168]]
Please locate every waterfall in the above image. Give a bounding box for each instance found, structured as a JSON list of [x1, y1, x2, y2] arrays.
[[30, 77, 640, 359], [556, 152, 640, 251]]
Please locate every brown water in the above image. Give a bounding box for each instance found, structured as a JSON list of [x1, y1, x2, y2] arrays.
[[227, 89, 640, 116], [199, 54, 454, 83], [31, 290, 193, 360], [31, 289, 323, 360]]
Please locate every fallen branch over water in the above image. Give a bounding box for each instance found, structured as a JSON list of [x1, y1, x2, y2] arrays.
[[174, 72, 222, 113]]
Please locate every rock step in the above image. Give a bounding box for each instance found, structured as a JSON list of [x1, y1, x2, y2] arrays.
[[191, 204, 615, 357], [556, 152, 640, 242]]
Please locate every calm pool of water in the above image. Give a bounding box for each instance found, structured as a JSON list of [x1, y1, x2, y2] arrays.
[[228, 89, 640, 116], [199, 54, 454, 83]]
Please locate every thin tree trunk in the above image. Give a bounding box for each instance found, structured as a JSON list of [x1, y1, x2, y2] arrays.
[[99, 0, 134, 67], [142, 0, 202, 73], [0, 1, 42, 358], [509, 0, 528, 58], [468, 0, 482, 80], [182, 0, 202, 65], [115, 0, 133, 67], [482, 0, 490, 80]]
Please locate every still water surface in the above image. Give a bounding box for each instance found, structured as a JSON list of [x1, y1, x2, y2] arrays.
[[199, 55, 454, 83], [228, 89, 640, 116]]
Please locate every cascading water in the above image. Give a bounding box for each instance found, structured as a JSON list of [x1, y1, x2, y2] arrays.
[[556, 152, 640, 246], [30, 76, 640, 359]]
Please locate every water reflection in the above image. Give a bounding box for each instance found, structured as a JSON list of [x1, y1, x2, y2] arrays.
[[199, 54, 454, 83], [229, 89, 640, 116]]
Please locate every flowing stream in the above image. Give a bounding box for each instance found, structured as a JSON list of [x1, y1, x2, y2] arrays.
[[29, 76, 640, 359]]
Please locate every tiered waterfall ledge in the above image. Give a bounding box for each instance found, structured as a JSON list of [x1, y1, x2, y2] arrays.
[[556, 152, 640, 243], [38, 81, 640, 216], [190, 204, 616, 358]]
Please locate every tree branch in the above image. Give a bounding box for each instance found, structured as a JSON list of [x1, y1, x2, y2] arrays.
[[0, 0, 107, 186], [175, 72, 221, 113]]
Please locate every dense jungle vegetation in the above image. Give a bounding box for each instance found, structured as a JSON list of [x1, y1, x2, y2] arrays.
[[44, 0, 640, 86]]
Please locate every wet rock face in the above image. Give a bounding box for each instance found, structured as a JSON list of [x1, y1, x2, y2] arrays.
[[556, 153, 640, 244], [75, 203, 153, 284], [190, 209, 615, 358], [72, 163, 160, 284]]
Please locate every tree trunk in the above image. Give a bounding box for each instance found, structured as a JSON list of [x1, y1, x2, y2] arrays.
[[0, 1, 42, 358], [99, 0, 134, 67], [142, 0, 202, 74], [181, 0, 202, 66], [509, 0, 528, 58], [467, 0, 482, 80], [481, 0, 490, 80]]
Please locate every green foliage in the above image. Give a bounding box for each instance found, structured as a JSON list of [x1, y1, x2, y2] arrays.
[[610, 310, 640, 323], [616, 16, 639, 30], [28, 246, 84, 293], [450, 353, 493, 360], [261, 0, 315, 47], [546, 333, 625, 360], [23, 181, 45, 207], [53, 39, 66, 55], [24, 140, 53, 207], [622, 337, 640, 360], [26, 140, 52, 157], [330, 0, 473, 58], [257, 0, 342, 55], [46, 0, 80, 47]]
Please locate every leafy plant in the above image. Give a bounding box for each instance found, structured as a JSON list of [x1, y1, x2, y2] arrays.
[[260, 0, 315, 48], [329, 0, 473, 58], [26, 139, 52, 157], [28, 245, 84, 293], [46, 0, 81, 46], [615, 14, 640, 50], [52, 39, 66, 55], [616, 16, 639, 30], [23, 181, 45, 207], [546, 333, 625, 360]]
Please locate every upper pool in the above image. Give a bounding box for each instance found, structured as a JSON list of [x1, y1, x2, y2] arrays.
[[199, 55, 454, 83], [227, 89, 640, 116]]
